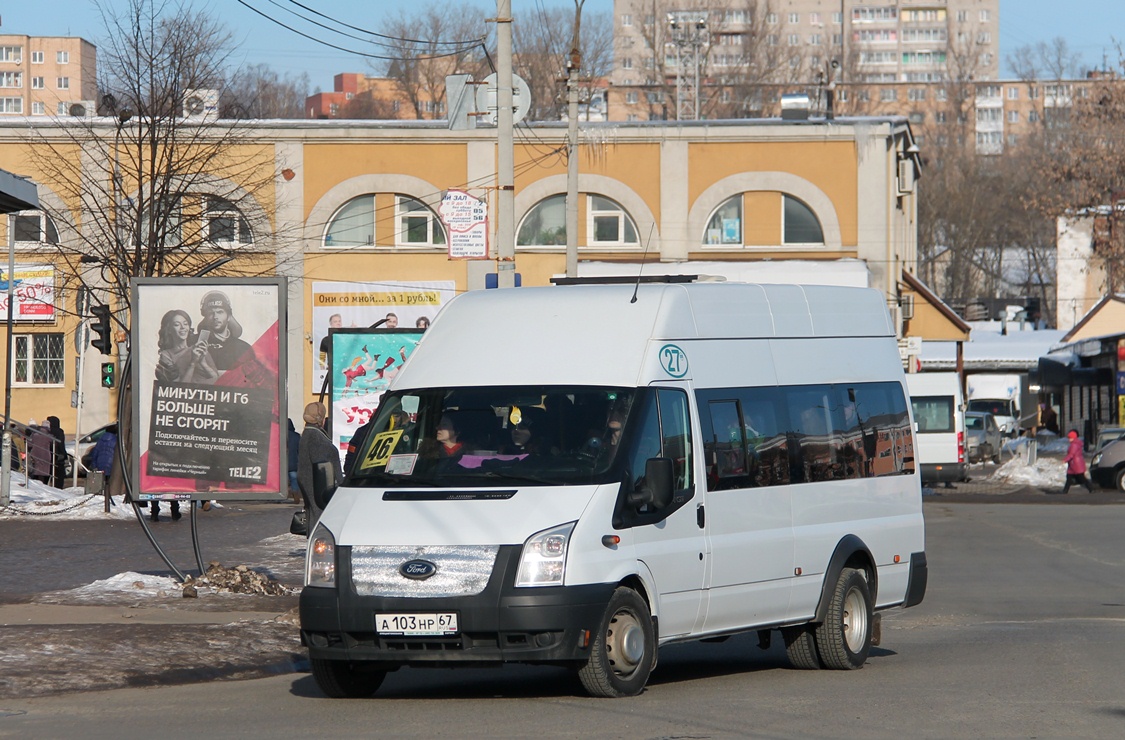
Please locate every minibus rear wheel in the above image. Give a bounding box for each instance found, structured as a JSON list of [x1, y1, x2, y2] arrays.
[[311, 658, 386, 698], [815, 567, 872, 670], [578, 587, 655, 697]]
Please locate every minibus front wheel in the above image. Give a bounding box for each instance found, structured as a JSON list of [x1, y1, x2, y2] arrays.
[[311, 658, 387, 698], [578, 587, 655, 698]]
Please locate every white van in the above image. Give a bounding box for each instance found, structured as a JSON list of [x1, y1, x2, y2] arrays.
[[905, 372, 966, 484], [300, 282, 928, 698]]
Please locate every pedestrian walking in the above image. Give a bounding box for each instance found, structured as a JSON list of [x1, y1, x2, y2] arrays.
[[46, 416, 66, 488], [1061, 429, 1094, 494], [89, 423, 118, 477]]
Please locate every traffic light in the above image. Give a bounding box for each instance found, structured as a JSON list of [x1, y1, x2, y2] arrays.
[[100, 362, 115, 389], [90, 304, 112, 355]]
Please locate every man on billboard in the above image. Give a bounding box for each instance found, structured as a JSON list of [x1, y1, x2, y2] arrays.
[[198, 290, 253, 370]]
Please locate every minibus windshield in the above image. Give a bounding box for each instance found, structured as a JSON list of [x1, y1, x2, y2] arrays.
[[348, 386, 636, 487]]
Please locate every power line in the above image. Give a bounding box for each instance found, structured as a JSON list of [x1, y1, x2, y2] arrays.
[[276, 0, 486, 48]]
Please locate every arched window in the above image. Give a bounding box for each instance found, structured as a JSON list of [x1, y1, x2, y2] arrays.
[[10, 210, 59, 246], [703, 196, 743, 245], [783, 195, 824, 244], [205, 196, 252, 247], [517, 194, 566, 246], [324, 194, 445, 248], [517, 194, 639, 248], [325, 195, 375, 248], [395, 196, 445, 247], [588, 195, 638, 246]]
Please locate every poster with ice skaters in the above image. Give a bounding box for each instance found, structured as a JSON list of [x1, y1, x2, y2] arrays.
[[311, 280, 454, 394], [132, 278, 288, 502], [328, 329, 423, 466]]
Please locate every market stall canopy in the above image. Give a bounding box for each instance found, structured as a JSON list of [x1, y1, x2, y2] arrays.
[[0, 169, 39, 214]]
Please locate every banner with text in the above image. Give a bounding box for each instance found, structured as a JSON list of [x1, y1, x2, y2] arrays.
[[311, 280, 454, 393], [0, 264, 56, 322], [132, 278, 287, 501]]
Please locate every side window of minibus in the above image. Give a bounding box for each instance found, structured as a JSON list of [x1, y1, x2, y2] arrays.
[[657, 389, 693, 492]]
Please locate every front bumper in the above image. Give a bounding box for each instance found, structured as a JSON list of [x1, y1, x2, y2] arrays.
[[300, 545, 616, 667], [1091, 466, 1117, 489]]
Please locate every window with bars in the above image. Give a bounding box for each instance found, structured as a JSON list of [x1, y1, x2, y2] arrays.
[[13, 334, 65, 386]]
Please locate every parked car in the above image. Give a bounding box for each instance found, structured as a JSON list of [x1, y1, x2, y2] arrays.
[[1091, 438, 1125, 491], [965, 411, 1003, 464], [1094, 427, 1125, 452]]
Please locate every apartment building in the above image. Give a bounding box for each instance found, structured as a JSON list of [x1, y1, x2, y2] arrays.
[[611, 0, 999, 121], [306, 73, 445, 120], [0, 35, 97, 117]]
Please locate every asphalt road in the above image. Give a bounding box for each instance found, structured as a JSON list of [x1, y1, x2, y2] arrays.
[[2, 499, 1124, 738]]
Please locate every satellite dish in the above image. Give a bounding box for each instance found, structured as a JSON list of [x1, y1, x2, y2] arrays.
[[68, 103, 88, 117], [474, 73, 531, 127]]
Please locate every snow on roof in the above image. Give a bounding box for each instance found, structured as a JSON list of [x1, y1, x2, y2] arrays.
[[576, 259, 871, 287], [921, 326, 1068, 370]]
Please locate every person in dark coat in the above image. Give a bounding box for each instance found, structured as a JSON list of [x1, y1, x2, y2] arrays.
[[89, 424, 118, 476], [46, 416, 66, 488], [297, 402, 342, 534], [287, 418, 301, 500]]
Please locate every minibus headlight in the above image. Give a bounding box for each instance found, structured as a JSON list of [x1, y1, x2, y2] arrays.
[[516, 522, 576, 588], [306, 524, 336, 588], [1092, 452, 1103, 467]]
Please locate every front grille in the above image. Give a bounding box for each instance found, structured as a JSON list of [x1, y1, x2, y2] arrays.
[[350, 545, 500, 597]]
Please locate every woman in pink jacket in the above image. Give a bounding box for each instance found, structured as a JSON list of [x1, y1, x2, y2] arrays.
[[1061, 430, 1094, 494]]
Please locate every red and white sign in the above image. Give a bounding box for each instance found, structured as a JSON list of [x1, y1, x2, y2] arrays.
[[440, 189, 489, 259], [0, 265, 56, 322]]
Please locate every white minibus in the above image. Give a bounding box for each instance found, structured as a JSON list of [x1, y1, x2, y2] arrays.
[[906, 372, 966, 484], [301, 281, 928, 698]]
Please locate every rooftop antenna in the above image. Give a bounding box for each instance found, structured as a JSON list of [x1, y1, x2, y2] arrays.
[[630, 223, 657, 304]]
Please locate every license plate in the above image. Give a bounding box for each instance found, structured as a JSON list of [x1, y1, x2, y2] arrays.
[[375, 612, 458, 636]]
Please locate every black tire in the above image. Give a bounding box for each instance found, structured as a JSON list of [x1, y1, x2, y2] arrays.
[[578, 587, 655, 698], [992, 449, 1001, 464], [1115, 467, 1125, 492], [781, 625, 821, 669], [310, 658, 386, 698], [814, 567, 873, 670]]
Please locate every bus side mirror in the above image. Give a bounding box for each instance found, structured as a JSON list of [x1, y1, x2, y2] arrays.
[[313, 461, 338, 509], [643, 457, 674, 509]]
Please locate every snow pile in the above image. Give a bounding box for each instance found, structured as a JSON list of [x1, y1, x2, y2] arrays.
[[37, 571, 185, 604], [0, 478, 135, 520], [182, 562, 294, 597], [991, 452, 1067, 488]]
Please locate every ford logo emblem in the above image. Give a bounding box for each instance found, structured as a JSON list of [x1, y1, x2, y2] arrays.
[[400, 559, 437, 580]]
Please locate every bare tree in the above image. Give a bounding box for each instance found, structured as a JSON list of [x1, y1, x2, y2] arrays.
[[221, 63, 310, 119], [23, 0, 284, 309], [512, 5, 614, 122], [377, 5, 491, 120]]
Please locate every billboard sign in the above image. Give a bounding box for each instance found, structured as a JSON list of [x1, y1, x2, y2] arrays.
[[311, 280, 454, 393], [131, 278, 287, 502], [327, 328, 424, 465], [0, 264, 56, 321]]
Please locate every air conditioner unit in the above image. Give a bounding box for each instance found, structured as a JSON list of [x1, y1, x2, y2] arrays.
[[66, 100, 96, 118], [900, 293, 915, 320], [897, 159, 915, 194], [182, 89, 219, 121]]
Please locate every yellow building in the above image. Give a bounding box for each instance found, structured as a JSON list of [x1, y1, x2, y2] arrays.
[[0, 114, 926, 433]]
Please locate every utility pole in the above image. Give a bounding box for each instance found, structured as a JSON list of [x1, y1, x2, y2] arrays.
[[496, 0, 516, 288], [669, 13, 707, 120], [565, 0, 585, 278]]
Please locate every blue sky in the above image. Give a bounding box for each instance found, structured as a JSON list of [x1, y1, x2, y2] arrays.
[[1, 0, 1121, 87]]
